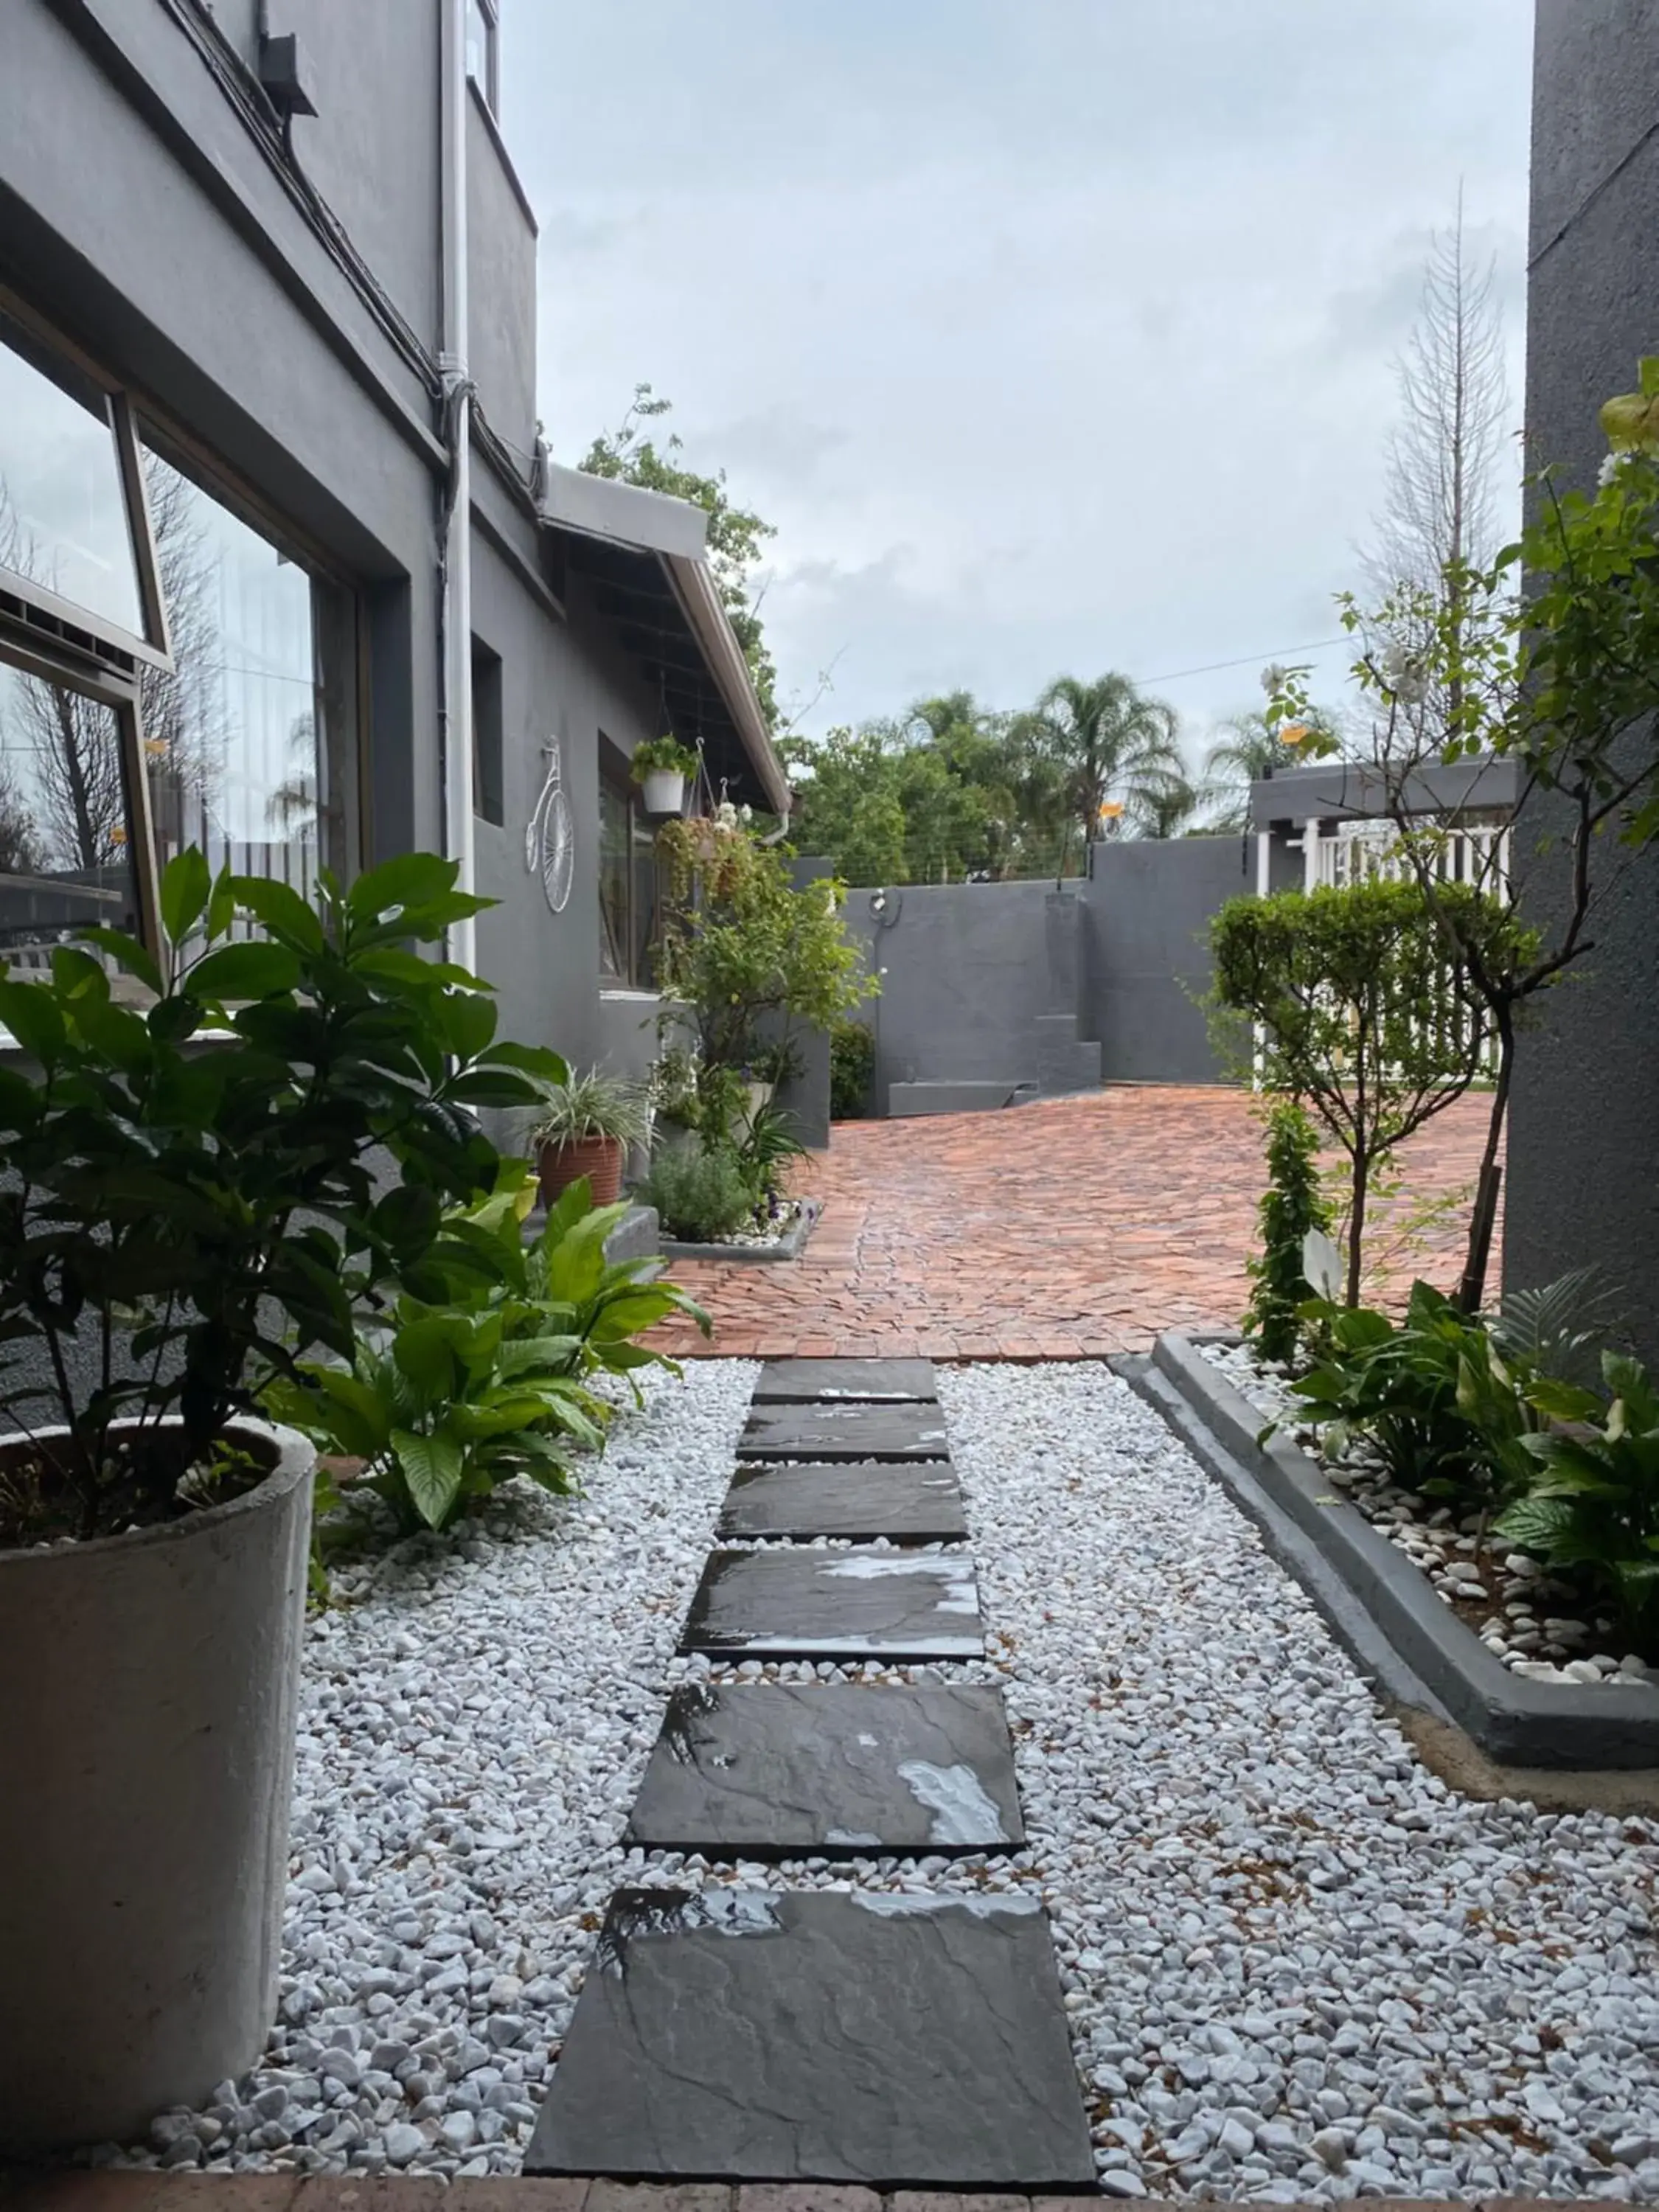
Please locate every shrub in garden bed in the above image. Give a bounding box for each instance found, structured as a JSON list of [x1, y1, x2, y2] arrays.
[[268, 1165, 709, 1541]]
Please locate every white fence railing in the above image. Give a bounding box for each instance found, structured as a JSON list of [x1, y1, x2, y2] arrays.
[[1312, 818, 1511, 900], [1250, 815, 1512, 1088]]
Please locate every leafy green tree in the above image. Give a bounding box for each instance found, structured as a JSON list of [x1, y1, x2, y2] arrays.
[[1024, 672, 1185, 852], [1210, 878, 1534, 1308], [580, 385, 779, 728]]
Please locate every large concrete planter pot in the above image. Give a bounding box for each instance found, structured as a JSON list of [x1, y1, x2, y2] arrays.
[[0, 1416, 315, 2153]]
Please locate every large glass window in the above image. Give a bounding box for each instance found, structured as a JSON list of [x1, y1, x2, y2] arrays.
[[0, 309, 158, 650], [598, 757, 659, 988], [0, 302, 360, 979], [137, 446, 343, 912]]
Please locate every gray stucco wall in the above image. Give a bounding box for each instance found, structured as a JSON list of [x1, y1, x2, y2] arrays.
[[1083, 836, 1249, 1085], [843, 880, 1060, 1106], [471, 552, 665, 1079], [1504, 0, 1659, 1358]]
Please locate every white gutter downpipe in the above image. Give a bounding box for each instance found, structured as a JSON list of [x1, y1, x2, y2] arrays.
[[438, 0, 476, 974]]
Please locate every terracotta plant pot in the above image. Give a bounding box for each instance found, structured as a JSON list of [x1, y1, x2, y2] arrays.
[[539, 1132, 625, 1206], [0, 1416, 315, 2151]]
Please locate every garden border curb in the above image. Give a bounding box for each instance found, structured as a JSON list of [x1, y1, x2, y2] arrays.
[[1130, 1330, 1659, 1771], [660, 1200, 821, 1266]]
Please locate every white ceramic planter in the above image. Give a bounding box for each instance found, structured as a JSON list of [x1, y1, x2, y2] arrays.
[[639, 768, 686, 815], [0, 1416, 315, 2152]]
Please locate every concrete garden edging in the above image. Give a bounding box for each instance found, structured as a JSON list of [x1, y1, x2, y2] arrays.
[[659, 1197, 821, 1265], [1133, 1331, 1659, 1772], [0, 1417, 316, 2152]]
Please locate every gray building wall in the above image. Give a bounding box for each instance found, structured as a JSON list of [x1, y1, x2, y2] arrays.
[[1083, 836, 1251, 1085], [1505, 0, 1659, 1356], [0, 0, 734, 1107]]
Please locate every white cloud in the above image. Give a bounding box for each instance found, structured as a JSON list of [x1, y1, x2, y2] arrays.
[[503, 0, 1534, 735]]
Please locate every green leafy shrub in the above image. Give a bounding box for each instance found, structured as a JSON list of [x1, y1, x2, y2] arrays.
[[630, 734, 699, 779], [0, 849, 562, 1545], [1210, 880, 1531, 1306], [1499, 1352, 1659, 1638], [655, 814, 873, 1083], [830, 1019, 874, 1120], [270, 1169, 709, 1535], [1244, 1100, 1332, 1363], [642, 1136, 757, 1243], [1290, 1279, 1538, 1512]]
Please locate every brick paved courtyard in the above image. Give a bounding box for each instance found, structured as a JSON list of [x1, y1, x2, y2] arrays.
[[652, 1085, 1498, 1361]]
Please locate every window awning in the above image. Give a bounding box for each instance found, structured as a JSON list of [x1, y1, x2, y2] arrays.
[[540, 464, 790, 818]]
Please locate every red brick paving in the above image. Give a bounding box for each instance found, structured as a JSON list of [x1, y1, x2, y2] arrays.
[[651, 1086, 1499, 1362]]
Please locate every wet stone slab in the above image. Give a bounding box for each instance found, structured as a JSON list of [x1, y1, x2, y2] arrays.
[[718, 1461, 968, 1543], [681, 1548, 984, 1661], [740, 1401, 952, 1462], [625, 1683, 1023, 1857], [524, 1888, 1094, 2188], [752, 1357, 939, 1403]]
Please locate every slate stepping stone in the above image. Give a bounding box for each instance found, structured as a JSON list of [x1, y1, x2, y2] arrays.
[[681, 1547, 983, 1660], [740, 1399, 950, 1462], [753, 1356, 938, 1402], [625, 1683, 1023, 1857], [718, 1460, 967, 1542], [524, 1886, 1094, 2187]]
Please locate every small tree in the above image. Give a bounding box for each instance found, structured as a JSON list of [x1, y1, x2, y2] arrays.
[[1210, 879, 1531, 1308], [1244, 1099, 1333, 1363], [655, 813, 874, 1105], [1280, 358, 1659, 1310]]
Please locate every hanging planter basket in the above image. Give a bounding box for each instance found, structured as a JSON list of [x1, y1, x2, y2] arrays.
[[640, 768, 687, 816]]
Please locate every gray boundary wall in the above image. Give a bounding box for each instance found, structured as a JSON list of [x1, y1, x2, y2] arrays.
[[840, 839, 1249, 1113], [1083, 835, 1254, 1085]]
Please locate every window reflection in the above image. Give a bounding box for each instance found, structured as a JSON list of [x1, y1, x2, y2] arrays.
[[0, 660, 142, 973], [0, 313, 147, 641], [138, 450, 328, 919]]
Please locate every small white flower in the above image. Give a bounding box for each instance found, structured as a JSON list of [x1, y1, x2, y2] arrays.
[[1600, 450, 1630, 490]]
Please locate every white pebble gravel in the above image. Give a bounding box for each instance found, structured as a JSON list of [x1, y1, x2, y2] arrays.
[[105, 1357, 1659, 2201], [942, 1362, 1659, 2202]]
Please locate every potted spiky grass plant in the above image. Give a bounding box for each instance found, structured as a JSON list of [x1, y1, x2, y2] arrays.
[[531, 1065, 651, 1206]]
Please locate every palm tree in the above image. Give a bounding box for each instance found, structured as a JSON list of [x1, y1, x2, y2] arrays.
[[1029, 672, 1184, 849], [1128, 763, 1203, 839], [1201, 703, 1343, 832]]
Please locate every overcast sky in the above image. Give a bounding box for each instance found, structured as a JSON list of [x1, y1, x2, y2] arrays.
[[502, 1, 1534, 756]]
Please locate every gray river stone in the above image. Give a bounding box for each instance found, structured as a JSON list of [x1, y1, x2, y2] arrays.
[[752, 1357, 939, 1402], [523, 1887, 1094, 2188], [680, 1547, 984, 1661], [625, 1682, 1023, 1856], [717, 1460, 968, 1541], [740, 1400, 952, 1461]]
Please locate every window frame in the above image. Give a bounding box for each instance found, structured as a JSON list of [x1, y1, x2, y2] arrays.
[[0, 291, 366, 964], [597, 739, 662, 992], [467, 0, 501, 116], [0, 288, 173, 673], [0, 627, 162, 964]]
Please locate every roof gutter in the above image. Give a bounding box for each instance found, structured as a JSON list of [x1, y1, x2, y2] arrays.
[[662, 553, 793, 818]]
